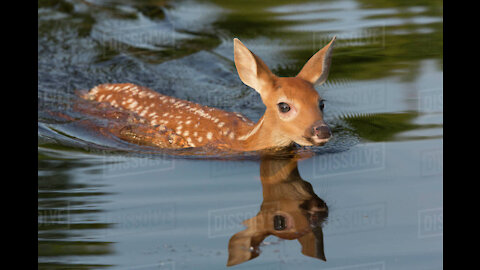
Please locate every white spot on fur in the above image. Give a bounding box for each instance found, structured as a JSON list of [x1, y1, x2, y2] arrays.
[[89, 87, 99, 96], [128, 101, 138, 109]]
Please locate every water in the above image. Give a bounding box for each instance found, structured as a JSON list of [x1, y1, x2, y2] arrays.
[[38, 0, 443, 269]]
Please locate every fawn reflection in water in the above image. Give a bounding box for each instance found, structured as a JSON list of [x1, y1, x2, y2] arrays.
[[227, 154, 328, 266]]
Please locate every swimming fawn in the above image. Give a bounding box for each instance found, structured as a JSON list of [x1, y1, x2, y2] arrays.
[[81, 37, 336, 151]]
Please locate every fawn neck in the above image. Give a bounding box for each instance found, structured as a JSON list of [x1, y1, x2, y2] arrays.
[[238, 113, 292, 152]]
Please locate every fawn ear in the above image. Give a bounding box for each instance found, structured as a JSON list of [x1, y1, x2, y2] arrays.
[[226, 228, 264, 266], [234, 38, 275, 96], [296, 36, 336, 85], [297, 226, 326, 261], [226, 215, 268, 266]]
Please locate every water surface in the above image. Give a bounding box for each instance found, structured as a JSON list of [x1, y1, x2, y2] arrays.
[[38, 0, 443, 269]]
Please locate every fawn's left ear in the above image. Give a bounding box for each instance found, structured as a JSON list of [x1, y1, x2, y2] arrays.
[[296, 36, 336, 85]]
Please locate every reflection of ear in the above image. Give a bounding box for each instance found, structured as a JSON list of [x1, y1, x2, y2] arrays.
[[227, 215, 269, 266], [227, 227, 268, 266], [297, 226, 326, 261]]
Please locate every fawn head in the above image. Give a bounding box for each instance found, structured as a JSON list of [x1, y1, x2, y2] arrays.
[[234, 37, 336, 147]]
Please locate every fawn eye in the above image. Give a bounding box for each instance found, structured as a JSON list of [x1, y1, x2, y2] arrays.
[[319, 100, 325, 111], [277, 102, 291, 113], [273, 215, 287, 231]]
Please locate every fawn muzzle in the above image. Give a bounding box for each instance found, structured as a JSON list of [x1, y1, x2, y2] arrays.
[[311, 121, 332, 143], [313, 125, 331, 139]]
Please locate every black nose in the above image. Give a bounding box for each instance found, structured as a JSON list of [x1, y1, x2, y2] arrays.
[[313, 125, 331, 139]]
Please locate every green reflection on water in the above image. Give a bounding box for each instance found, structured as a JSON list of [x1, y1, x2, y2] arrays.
[[38, 149, 115, 268], [341, 112, 441, 142]]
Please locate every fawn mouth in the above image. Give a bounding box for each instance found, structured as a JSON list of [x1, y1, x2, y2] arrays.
[[303, 136, 330, 146]]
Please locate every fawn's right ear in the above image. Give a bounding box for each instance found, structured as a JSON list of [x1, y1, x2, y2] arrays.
[[234, 38, 275, 97]]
